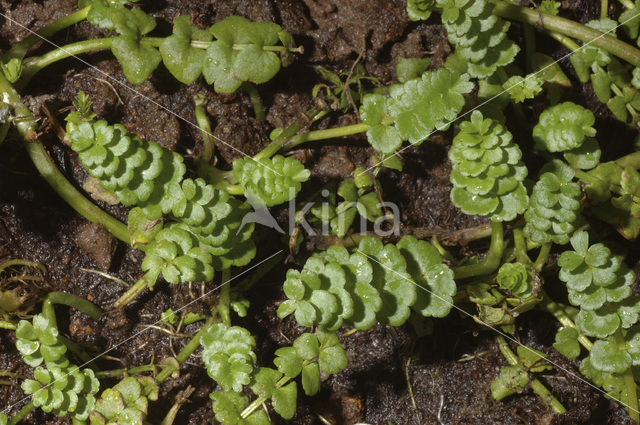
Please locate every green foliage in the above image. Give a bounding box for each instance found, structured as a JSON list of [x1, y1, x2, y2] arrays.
[[532, 102, 596, 153], [312, 65, 380, 112], [66, 119, 186, 220], [553, 327, 581, 359], [66, 113, 256, 288], [503, 75, 543, 103], [89, 376, 159, 425], [211, 391, 270, 425], [583, 162, 640, 239], [83, 0, 159, 83], [396, 57, 430, 83], [249, 368, 297, 419], [588, 331, 640, 374], [0, 413, 6, 425], [140, 224, 214, 285], [558, 231, 640, 338], [490, 365, 529, 401], [82, 3, 295, 89], [437, 0, 519, 78], [539, 0, 561, 15], [406, 0, 435, 21], [590, 59, 640, 124], [200, 323, 257, 392], [0, 58, 22, 83], [448, 110, 528, 221], [160, 16, 213, 85], [22, 365, 99, 421], [278, 235, 455, 329], [274, 330, 348, 396], [233, 155, 310, 207], [496, 263, 533, 298], [570, 19, 616, 83], [308, 168, 383, 237], [16, 314, 68, 368], [567, 19, 640, 127], [491, 345, 551, 402], [360, 68, 473, 154], [396, 235, 457, 318], [203, 16, 291, 93], [524, 164, 583, 245], [17, 314, 100, 420]]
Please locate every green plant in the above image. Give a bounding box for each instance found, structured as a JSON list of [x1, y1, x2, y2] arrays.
[[278, 235, 456, 329], [89, 376, 159, 425], [558, 231, 639, 335], [396, 57, 431, 83], [232, 155, 310, 207], [436, 0, 519, 78], [21, 365, 99, 421], [491, 336, 566, 414], [200, 323, 256, 392], [274, 330, 347, 396], [496, 263, 533, 299], [65, 110, 256, 305], [448, 110, 528, 222], [502, 75, 544, 103], [312, 64, 380, 112], [5, 0, 640, 423], [307, 167, 384, 237], [15, 291, 105, 423], [524, 163, 583, 245], [583, 161, 640, 239], [78, 2, 298, 89], [406, 0, 435, 21], [359, 68, 473, 153], [532, 102, 597, 153]]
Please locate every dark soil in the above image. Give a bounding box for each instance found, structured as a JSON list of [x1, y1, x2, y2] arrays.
[[0, 0, 637, 424]]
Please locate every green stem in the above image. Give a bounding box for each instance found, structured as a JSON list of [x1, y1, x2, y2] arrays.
[[241, 83, 265, 121], [548, 31, 581, 52], [4, 7, 90, 61], [496, 336, 567, 415], [217, 269, 231, 326], [240, 376, 290, 418], [533, 243, 552, 272], [19, 37, 300, 87], [616, 151, 640, 169], [94, 363, 158, 379], [7, 401, 35, 425], [602, 0, 610, 19], [540, 293, 592, 350], [41, 298, 57, 328], [194, 94, 215, 165], [513, 228, 532, 265], [253, 107, 323, 161], [0, 69, 130, 244], [0, 320, 16, 330], [44, 291, 102, 320], [19, 38, 115, 88], [453, 221, 504, 279], [113, 275, 156, 309], [156, 317, 216, 383], [284, 123, 371, 151], [25, 141, 130, 243], [616, 329, 640, 423], [0, 259, 45, 274], [619, 0, 636, 10], [491, 0, 640, 67]]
